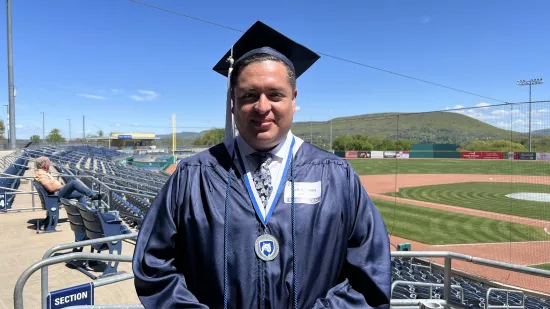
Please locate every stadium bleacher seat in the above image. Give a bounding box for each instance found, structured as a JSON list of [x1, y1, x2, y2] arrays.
[[390, 257, 549, 309], [76, 202, 124, 279], [0, 156, 29, 210], [32, 181, 60, 233]]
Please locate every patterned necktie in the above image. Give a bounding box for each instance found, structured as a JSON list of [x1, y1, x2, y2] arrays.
[[250, 152, 273, 209]]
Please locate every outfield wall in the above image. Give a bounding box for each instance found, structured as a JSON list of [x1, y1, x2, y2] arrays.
[[337, 150, 550, 161]]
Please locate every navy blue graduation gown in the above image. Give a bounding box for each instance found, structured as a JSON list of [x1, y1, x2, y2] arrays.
[[132, 141, 391, 308]]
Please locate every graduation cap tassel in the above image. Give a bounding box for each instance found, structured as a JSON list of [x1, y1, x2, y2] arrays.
[[224, 47, 235, 145], [223, 166, 233, 309], [291, 157, 298, 309]]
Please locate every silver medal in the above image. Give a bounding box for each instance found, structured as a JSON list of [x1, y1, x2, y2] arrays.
[[255, 234, 279, 261]]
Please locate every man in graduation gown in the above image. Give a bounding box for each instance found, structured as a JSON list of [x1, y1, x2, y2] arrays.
[[132, 21, 391, 309]]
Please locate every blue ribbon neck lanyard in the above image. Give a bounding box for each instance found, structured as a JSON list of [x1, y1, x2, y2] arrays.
[[234, 136, 295, 227]]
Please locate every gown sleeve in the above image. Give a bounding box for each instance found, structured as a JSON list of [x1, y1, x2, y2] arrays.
[[132, 164, 209, 309], [312, 164, 392, 309], [344, 166, 392, 308]]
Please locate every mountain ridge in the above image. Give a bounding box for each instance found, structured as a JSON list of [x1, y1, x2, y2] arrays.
[[157, 111, 534, 146]]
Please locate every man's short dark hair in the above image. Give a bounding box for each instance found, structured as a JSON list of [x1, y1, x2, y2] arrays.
[[230, 53, 297, 91]]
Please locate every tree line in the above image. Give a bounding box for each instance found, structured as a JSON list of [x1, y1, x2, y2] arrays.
[[22, 125, 546, 152], [29, 129, 107, 143], [332, 134, 413, 151]]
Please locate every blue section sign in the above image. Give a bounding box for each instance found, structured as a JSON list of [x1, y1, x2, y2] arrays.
[[47, 283, 94, 309], [118, 135, 132, 139]]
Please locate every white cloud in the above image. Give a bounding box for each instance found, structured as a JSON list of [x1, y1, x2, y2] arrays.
[[492, 109, 509, 116], [449, 107, 499, 120], [111, 89, 122, 94], [421, 16, 431, 24], [130, 90, 159, 102], [476, 102, 491, 110], [77, 94, 106, 100], [496, 121, 511, 129], [443, 101, 550, 132], [15, 124, 24, 128], [296, 106, 301, 111]]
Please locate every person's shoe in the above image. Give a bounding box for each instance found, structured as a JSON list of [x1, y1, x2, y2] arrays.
[[91, 193, 104, 200], [120, 225, 132, 234]]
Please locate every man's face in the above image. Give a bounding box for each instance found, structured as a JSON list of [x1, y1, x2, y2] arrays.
[[232, 60, 297, 151]]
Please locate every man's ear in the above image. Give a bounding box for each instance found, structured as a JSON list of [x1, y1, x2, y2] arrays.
[[292, 88, 298, 113], [231, 90, 235, 114]]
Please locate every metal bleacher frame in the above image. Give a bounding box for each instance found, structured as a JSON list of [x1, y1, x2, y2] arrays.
[[11, 246, 550, 309], [9, 145, 550, 309]]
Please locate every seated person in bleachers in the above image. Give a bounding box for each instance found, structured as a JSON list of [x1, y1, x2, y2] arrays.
[[34, 156, 103, 203], [35, 156, 132, 234]]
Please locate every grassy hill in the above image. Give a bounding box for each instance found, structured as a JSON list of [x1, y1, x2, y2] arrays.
[[532, 128, 550, 136], [157, 111, 538, 149], [291, 111, 522, 147]]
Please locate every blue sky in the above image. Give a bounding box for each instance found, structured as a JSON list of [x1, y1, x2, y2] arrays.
[[0, 0, 549, 139]]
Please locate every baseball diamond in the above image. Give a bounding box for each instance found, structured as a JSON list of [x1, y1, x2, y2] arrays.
[[354, 162, 550, 297]]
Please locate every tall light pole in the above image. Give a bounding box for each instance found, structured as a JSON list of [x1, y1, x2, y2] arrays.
[[41, 112, 45, 141], [4, 104, 8, 143], [517, 78, 544, 152], [329, 110, 333, 152], [67, 118, 71, 142], [6, 0, 16, 149], [310, 117, 313, 144]]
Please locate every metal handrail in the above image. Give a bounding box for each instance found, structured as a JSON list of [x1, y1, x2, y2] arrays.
[[390, 280, 464, 303], [9, 249, 548, 309], [486, 288, 525, 309], [0, 173, 95, 179], [92, 173, 161, 191], [390, 299, 462, 308], [392, 251, 550, 278], [40, 232, 139, 309], [97, 181, 156, 196], [14, 253, 133, 309], [66, 305, 145, 309]]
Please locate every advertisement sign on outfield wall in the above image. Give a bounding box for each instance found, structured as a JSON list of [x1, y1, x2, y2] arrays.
[[345, 151, 358, 159], [536, 153, 550, 161], [516, 152, 536, 160], [370, 151, 384, 159], [396, 151, 410, 159], [460, 152, 504, 159], [504, 152, 515, 160], [383, 151, 397, 158], [357, 151, 371, 158]]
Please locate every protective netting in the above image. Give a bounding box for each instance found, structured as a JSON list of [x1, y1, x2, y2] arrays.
[[291, 101, 550, 306]]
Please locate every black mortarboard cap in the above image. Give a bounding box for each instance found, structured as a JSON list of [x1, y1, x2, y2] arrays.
[[213, 21, 320, 79]]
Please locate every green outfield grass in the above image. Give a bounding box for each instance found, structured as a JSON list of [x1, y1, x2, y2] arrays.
[[530, 264, 550, 271], [348, 158, 550, 176], [373, 198, 550, 245], [386, 182, 550, 221]]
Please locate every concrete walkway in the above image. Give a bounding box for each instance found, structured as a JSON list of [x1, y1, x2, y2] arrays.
[[0, 166, 139, 308]]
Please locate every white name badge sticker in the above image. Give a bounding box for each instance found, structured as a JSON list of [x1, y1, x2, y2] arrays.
[[284, 181, 322, 204]]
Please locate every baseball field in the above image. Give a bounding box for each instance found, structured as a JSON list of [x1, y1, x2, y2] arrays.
[[351, 158, 550, 294]]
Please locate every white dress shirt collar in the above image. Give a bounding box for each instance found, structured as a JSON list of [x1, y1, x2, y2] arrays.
[[236, 130, 293, 165]]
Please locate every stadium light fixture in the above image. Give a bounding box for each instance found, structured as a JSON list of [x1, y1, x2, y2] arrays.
[[516, 78, 544, 152], [41, 112, 45, 141], [329, 110, 333, 152], [6, 0, 16, 149], [67, 118, 71, 142]]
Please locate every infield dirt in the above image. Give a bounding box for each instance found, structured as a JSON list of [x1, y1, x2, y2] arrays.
[[360, 174, 550, 295]]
